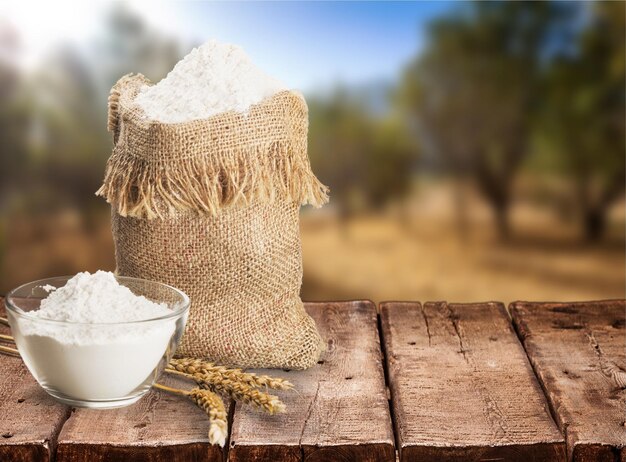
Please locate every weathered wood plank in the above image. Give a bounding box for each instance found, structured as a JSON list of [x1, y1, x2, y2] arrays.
[[511, 300, 626, 462], [229, 301, 395, 462], [0, 299, 71, 462], [56, 372, 229, 462], [381, 301, 566, 462]]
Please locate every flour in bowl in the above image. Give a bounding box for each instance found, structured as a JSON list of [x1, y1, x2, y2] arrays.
[[15, 271, 180, 402], [33, 270, 171, 323], [135, 40, 286, 123]]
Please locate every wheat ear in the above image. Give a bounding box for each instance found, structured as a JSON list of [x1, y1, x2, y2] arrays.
[[167, 368, 286, 415], [154, 383, 228, 447], [188, 388, 228, 447], [208, 377, 286, 415], [169, 357, 293, 390]]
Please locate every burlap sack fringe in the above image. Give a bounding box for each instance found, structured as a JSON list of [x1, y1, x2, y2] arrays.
[[97, 140, 328, 220], [97, 73, 328, 220]]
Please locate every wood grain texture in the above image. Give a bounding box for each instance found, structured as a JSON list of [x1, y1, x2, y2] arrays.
[[56, 372, 230, 462], [229, 301, 395, 462], [511, 300, 626, 462], [0, 299, 71, 462], [380, 301, 566, 462]]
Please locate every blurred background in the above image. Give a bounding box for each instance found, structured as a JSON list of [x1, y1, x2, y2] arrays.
[[0, 1, 623, 303]]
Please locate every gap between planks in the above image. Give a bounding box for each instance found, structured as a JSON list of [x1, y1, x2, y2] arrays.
[[510, 300, 626, 462], [380, 301, 566, 462], [228, 301, 395, 462], [5, 298, 620, 461], [0, 299, 397, 462]]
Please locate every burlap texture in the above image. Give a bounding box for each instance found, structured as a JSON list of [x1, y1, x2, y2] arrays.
[[98, 74, 328, 369]]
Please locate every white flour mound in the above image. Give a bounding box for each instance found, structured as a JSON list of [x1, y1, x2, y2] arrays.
[[16, 271, 177, 401], [32, 270, 171, 324], [135, 40, 286, 123]]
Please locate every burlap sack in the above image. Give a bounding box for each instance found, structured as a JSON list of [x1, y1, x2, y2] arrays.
[[97, 74, 328, 369]]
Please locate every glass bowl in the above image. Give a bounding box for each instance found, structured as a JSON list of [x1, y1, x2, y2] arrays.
[[5, 276, 190, 409]]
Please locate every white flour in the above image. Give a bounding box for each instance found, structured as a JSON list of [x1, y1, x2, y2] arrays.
[[135, 40, 286, 123], [31, 271, 171, 326], [17, 271, 176, 401]]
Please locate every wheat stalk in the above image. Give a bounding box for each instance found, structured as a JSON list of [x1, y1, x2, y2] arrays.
[[166, 367, 286, 415], [153, 383, 228, 447], [168, 357, 293, 390], [0, 345, 19, 357], [0, 333, 20, 357]]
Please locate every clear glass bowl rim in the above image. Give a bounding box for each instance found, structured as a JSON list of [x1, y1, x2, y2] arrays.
[[5, 275, 190, 326]]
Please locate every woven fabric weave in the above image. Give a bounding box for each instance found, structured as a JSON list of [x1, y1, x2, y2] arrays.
[[98, 74, 327, 369]]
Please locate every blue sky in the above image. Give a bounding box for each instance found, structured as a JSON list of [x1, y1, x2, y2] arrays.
[[1, 1, 456, 92], [157, 2, 456, 91]]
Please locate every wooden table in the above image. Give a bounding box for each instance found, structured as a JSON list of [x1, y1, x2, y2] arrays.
[[1, 299, 623, 462]]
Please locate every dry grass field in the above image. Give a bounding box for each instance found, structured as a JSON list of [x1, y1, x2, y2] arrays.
[[301, 188, 625, 304]]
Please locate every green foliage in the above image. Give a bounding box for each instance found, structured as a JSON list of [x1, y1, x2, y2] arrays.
[[308, 90, 416, 213], [0, 65, 29, 207], [401, 1, 623, 239], [541, 2, 625, 239], [366, 116, 415, 208], [1, 1, 622, 243], [2, 5, 186, 215], [402, 2, 565, 236]]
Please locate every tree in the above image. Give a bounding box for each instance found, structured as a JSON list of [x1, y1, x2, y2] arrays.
[[308, 88, 416, 218], [403, 2, 564, 238], [308, 90, 371, 217], [0, 21, 28, 208], [366, 116, 415, 209], [543, 2, 625, 240], [0, 21, 29, 286], [21, 4, 186, 216]]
